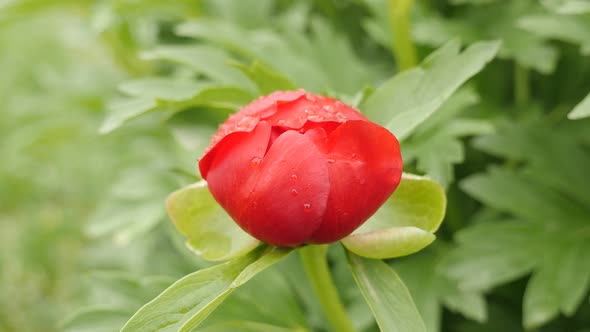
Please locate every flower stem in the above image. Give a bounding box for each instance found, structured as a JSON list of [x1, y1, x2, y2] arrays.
[[514, 63, 530, 107], [388, 0, 417, 71], [300, 245, 356, 332]]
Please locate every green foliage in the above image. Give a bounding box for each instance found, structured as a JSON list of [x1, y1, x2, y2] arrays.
[[2, 1, 590, 332], [392, 246, 488, 332], [569, 92, 590, 119], [402, 87, 493, 188], [347, 253, 427, 332], [196, 266, 309, 331], [121, 247, 292, 332], [446, 120, 590, 329], [361, 39, 500, 140], [541, 0, 590, 14]]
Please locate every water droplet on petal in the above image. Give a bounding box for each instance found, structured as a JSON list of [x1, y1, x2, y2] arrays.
[[327, 159, 335, 163], [237, 116, 257, 129], [277, 120, 286, 126], [308, 115, 324, 122], [322, 105, 334, 113], [290, 189, 299, 196], [250, 157, 262, 169], [290, 174, 298, 181], [336, 112, 347, 121], [303, 203, 312, 212]]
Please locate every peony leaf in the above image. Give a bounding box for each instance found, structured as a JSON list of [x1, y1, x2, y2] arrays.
[[361, 39, 500, 140], [121, 247, 292, 332], [518, 14, 590, 55], [342, 173, 445, 259], [140, 45, 255, 89], [568, 91, 590, 120], [118, 78, 206, 101], [100, 83, 253, 134], [346, 252, 428, 332], [176, 17, 382, 95], [167, 181, 260, 262], [62, 308, 131, 332], [231, 61, 297, 95], [541, 0, 590, 14], [99, 98, 157, 134]]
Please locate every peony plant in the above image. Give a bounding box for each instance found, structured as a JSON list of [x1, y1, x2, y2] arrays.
[[119, 89, 447, 332]]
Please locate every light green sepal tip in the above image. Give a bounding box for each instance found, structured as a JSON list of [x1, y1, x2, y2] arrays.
[[167, 181, 260, 262], [342, 226, 435, 259]]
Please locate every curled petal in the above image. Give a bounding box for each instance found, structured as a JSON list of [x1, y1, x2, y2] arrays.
[[241, 130, 331, 247], [202, 121, 272, 206], [204, 90, 306, 155], [204, 123, 330, 247], [308, 120, 402, 243], [263, 94, 368, 130]]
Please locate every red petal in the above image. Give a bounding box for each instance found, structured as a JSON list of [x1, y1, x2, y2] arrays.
[[242, 89, 305, 117], [202, 121, 272, 208], [239, 130, 330, 247], [202, 90, 306, 158], [308, 120, 403, 243], [263, 94, 368, 130], [204, 124, 330, 247], [303, 127, 328, 153], [201, 91, 368, 164]]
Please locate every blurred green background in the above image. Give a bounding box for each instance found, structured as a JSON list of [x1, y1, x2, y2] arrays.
[[1, 1, 589, 332]]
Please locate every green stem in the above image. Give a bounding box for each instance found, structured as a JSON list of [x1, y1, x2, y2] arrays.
[[514, 63, 530, 107], [388, 0, 418, 71], [300, 245, 356, 332]]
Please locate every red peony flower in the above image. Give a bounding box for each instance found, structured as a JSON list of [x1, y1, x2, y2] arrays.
[[199, 89, 403, 247]]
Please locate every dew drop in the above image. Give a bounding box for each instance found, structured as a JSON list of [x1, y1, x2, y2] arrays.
[[237, 116, 257, 129], [290, 189, 299, 196], [322, 105, 334, 113], [290, 174, 298, 181], [327, 158, 335, 163], [336, 112, 347, 121], [250, 157, 262, 169], [308, 115, 324, 122], [303, 203, 312, 212], [277, 120, 286, 126]]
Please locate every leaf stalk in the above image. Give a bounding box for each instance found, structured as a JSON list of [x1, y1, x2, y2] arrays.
[[300, 245, 357, 332], [388, 0, 418, 71]]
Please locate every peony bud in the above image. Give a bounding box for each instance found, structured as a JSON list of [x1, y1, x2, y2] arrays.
[[199, 90, 402, 247]]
